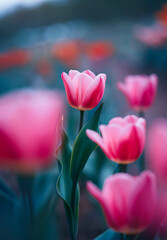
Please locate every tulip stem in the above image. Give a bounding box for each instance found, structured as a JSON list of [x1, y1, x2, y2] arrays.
[[17, 175, 34, 237], [71, 181, 78, 240], [120, 233, 125, 240], [78, 110, 84, 133], [138, 111, 144, 118], [118, 164, 127, 173], [125, 234, 139, 240], [138, 111, 145, 171]]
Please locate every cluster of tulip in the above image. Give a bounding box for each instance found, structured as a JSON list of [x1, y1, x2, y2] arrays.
[[0, 49, 32, 71], [0, 41, 114, 75], [0, 68, 166, 240], [61, 70, 160, 240]]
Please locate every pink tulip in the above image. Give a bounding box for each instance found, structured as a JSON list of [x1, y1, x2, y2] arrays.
[[0, 90, 64, 173], [117, 74, 158, 112], [87, 171, 157, 234], [134, 25, 167, 47], [147, 118, 167, 183], [86, 115, 145, 164], [61, 69, 106, 111]]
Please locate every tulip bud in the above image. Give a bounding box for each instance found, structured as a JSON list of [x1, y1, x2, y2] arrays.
[[61, 69, 106, 111], [117, 74, 158, 112], [86, 115, 145, 164], [0, 89, 64, 173], [87, 171, 157, 234]]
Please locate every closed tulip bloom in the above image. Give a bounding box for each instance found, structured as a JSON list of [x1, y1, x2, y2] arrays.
[[0, 90, 64, 173], [87, 171, 157, 234], [86, 115, 145, 164], [61, 69, 106, 111], [147, 119, 167, 183], [117, 74, 158, 111]]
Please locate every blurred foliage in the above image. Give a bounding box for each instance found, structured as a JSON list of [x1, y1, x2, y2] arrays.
[[0, 0, 167, 40]]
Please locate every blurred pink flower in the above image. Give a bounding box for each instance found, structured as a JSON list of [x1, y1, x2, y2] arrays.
[[87, 171, 157, 234], [117, 74, 158, 112], [134, 25, 167, 47], [147, 118, 167, 183], [0, 90, 64, 173], [61, 70, 106, 111], [86, 115, 145, 164]]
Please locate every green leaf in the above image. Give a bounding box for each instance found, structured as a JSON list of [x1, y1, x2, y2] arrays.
[[0, 177, 17, 203], [94, 229, 120, 240], [70, 103, 103, 183], [32, 167, 57, 216], [56, 131, 79, 239]]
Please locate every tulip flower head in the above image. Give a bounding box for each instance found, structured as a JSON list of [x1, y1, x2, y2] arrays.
[[87, 171, 157, 234], [147, 118, 167, 183], [86, 115, 145, 164], [0, 90, 64, 173], [117, 74, 158, 112], [61, 70, 106, 111]]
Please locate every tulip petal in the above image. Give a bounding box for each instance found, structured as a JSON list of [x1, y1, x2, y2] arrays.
[[116, 125, 144, 161], [128, 171, 157, 230], [99, 124, 124, 160], [0, 127, 20, 161], [83, 70, 96, 79], [124, 115, 138, 124], [87, 181, 103, 204], [83, 76, 105, 110], [117, 82, 129, 96], [102, 174, 135, 231], [96, 73, 106, 82], [109, 117, 127, 126], [150, 74, 158, 90], [69, 70, 80, 80], [61, 72, 76, 107], [87, 181, 117, 230], [86, 129, 108, 155], [147, 119, 167, 181], [72, 73, 93, 108]]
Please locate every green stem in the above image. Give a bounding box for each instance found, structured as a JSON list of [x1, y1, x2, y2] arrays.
[[138, 111, 144, 118], [120, 233, 124, 240], [118, 164, 127, 173], [138, 111, 145, 171], [78, 111, 84, 133], [17, 175, 34, 233], [71, 181, 78, 240], [125, 234, 139, 240], [71, 181, 77, 215], [69, 111, 84, 240]]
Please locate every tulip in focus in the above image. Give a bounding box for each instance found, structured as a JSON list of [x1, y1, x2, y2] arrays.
[[0, 90, 64, 173], [61, 70, 106, 111], [86, 115, 145, 164], [87, 171, 157, 234], [147, 118, 167, 183], [117, 74, 158, 112]]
